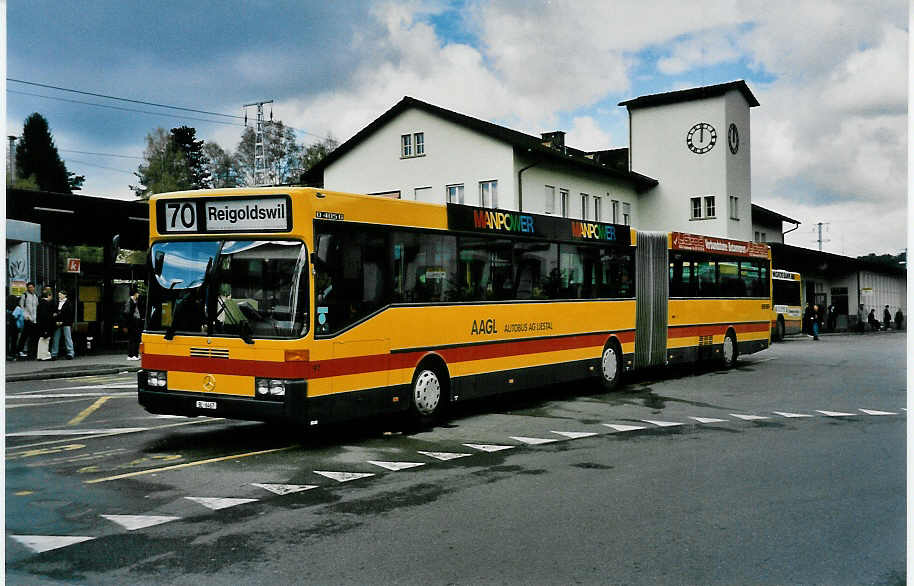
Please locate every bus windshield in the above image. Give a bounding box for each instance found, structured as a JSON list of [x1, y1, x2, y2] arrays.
[[146, 239, 309, 340]]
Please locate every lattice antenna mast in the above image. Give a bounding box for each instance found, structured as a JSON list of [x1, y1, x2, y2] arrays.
[[243, 100, 273, 186]]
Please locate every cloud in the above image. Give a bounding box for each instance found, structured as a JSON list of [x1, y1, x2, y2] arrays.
[[566, 117, 613, 152]]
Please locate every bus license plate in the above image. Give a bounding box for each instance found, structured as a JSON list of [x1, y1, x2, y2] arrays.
[[196, 400, 217, 410]]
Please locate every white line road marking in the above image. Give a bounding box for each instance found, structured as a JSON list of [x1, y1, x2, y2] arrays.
[[859, 409, 897, 415], [551, 431, 600, 439], [773, 411, 813, 418], [7, 392, 136, 400], [185, 497, 258, 511], [463, 443, 515, 452], [417, 451, 472, 461], [101, 514, 181, 531], [7, 419, 224, 450], [816, 410, 857, 417], [689, 417, 729, 424], [10, 383, 135, 395], [7, 427, 149, 437], [367, 461, 425, 471], [313, 471, 375, 483], [730, 414, 770, 421], [10, 535, 94, 553], [641, 420, 684, 428], [510, 436, 559, 445], [252, 483, 318, 495], [602, 424, 647, 432]]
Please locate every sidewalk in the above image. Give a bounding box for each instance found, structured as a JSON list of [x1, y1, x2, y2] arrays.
[[4, 352, 142, 383]]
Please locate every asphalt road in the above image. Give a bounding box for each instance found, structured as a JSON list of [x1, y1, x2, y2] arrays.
[[5, 332, 906, 585]]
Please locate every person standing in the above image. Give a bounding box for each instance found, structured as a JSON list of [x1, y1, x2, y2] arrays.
[[810, 304, 820, 340], [123, 287, 143, 360], [868, 308, 880, 331], [17, 282, 39, 359], [895, 308, 904, 331], [882, 305, 892, 331], [36, 287, 54, 360], [856, 304, 866, 333], [50, 290, 75, 360], [6, 295, 24, 360]]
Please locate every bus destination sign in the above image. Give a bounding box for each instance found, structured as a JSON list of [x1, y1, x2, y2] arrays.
[[446, 204, 630, 246], [158, 195, 292, 234], [671, 232, 768, 259]]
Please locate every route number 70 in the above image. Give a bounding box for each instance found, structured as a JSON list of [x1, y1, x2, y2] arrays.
[[164, 201, 198, 232]]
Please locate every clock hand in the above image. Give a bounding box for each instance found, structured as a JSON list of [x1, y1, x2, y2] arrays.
[[700, 126, 704, 142]]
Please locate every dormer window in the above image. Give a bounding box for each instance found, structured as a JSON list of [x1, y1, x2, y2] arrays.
[[401, 132, 425, 158]]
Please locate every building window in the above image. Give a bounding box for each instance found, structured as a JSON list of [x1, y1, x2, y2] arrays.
[[704, 196, 716, 218], [447, 184, 464, 204], [593, 196, 602, 222], [729, 196, 739, 220], [401, 134, 412, 157], [480, 180, 498, 208], [545, 185, 555, 214], [612, 199, 620, 223], [401, 132, 424, 158], [622, 202, 631, 226], [691, 197, 702, 219], [560, 189, 569, 217], [581, 194, 589, 220], [754, 231, 760, 241], [414, 186, 432, 201], [759, 232, 767, 242]]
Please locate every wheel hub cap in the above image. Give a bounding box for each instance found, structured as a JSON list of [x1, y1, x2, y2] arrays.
[[602, 348, 617, 381], [414, 371, 440, 415]]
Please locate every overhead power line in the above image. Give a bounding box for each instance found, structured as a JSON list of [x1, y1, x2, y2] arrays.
[[8, 78, 244, 120], [59, 148, 144, 160]]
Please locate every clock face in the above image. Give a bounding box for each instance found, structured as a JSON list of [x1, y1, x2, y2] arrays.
[[686, 122, 716, 154], [728, 123, 739, 154]]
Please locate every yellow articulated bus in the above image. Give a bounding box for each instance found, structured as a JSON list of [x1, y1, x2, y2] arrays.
[[138, 187, 771, 427], [771, 269, 803, 341]]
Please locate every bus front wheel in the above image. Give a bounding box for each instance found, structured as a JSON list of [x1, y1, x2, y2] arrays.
[[406, 365, 447, 429], [722, 331, 738, 368], [600, 343, 622, 390]]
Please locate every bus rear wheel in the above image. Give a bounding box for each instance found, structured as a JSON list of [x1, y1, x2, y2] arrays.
[[600, 343, 622, 390], [722, 331, 738, 368]]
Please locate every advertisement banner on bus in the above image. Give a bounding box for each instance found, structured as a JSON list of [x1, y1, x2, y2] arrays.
[[671, 232, 768, 258]]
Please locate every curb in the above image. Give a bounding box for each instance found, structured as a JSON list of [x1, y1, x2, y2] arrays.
[[6, 366, 142, 383]]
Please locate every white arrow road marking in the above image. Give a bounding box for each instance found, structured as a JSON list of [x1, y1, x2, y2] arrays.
[[641, 420, 684, 427], [185, 497, 258, 511], [817, 410, 857, 417], [417, 451, 472, 461], [463, 443, 515, 452], [859, 409, 897, 416], [510, 436, 559, 445], [10, 535, 94, 553], [101, 515, 180, 531], [730, 414, 770, 421], [689, 417, 729, 424], [773, 411, 813, 418], [551, 431, 600, 439], [313, 471, 375, 483], [251, 483, 317, 495], [367, 461, 425, 471], [7, 428, 148, 437], [602, 424, 647, 432]]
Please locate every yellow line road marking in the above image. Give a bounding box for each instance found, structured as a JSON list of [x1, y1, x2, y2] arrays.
[[6, 444, 85, 461], [84, 446, 297, 484], [68, 396, 112, 426]]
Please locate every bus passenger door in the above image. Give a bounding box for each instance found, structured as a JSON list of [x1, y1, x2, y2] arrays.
[[634, 232, 669, 368]]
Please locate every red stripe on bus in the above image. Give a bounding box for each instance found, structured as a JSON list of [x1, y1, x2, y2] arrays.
[[142, 330, 635, 381]]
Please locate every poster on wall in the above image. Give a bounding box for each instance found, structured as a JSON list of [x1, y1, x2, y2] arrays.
[[7, 243, 30, 295]]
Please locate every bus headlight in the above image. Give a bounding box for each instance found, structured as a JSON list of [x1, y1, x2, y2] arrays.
[[255, 378, 287, 400], [147, 370, 167, 388]]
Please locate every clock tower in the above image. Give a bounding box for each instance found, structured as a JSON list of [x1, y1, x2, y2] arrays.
[[620, 80, 758, 241]]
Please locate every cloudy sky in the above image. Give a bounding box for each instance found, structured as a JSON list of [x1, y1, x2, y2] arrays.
[[6, 0, 908, 256]]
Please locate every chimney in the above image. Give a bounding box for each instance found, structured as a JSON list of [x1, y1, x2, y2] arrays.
[[541, 131, 566, 152]]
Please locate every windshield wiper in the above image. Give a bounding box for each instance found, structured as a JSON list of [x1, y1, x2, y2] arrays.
[[163, 280, 184, 341]]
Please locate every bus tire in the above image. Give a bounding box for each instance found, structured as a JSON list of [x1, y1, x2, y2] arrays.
[[406, 362, 448, 429], [600, 341, 623, 390], [722, 330, 738, 368], [775, 317, 785, 342]]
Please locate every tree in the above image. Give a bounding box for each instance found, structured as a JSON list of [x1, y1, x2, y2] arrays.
[[170, 126, 210, 188], [301, 133, 338, 174], [203, 142, 241, 188], [14, 113, 73, 193], [131, 128, 192, 199], [68, 171, 86, 192]]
